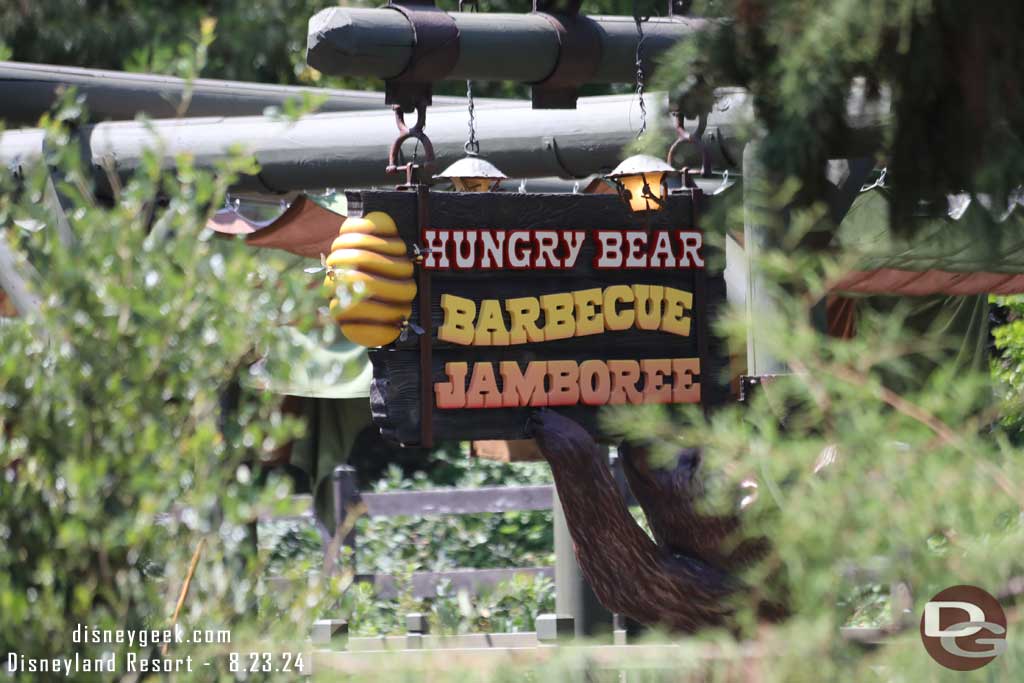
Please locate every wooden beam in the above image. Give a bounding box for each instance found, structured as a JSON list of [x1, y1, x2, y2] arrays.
[[307, 8, 711, 85], [0, 60, 499, 126], [359, 567, 553, 600], [361, 485, 555, 517], [1, 92, 719, 193]]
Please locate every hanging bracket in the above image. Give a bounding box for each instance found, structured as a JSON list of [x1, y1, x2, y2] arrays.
[[530, 0, 602, 109], [385, 0, 460, 112], [386, 103, 436, 186], [667, 109, 713, 185]]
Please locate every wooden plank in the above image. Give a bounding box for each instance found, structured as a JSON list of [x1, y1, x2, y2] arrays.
[[313, 642, 767, 675], [348, 632, 538, 652], [361, 485, 554, 517], [358, 567, 554, 600], [264, 485, 640, 524]]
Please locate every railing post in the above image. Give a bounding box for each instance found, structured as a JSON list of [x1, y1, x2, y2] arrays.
[[406, 612, 429, 649], [311, 619, 349, 650], [536, 614, 575, 645], [890, 580, 914, 631], [330, 465, 360, 552], [612, 614, 628, 646]]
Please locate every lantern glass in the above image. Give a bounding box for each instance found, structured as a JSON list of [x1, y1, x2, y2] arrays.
[[605, 154, 676, 213], [620, 172, 666, 212], [452, 177, 501, 193]]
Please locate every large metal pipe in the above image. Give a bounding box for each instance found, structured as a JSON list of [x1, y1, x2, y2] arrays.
[[1, 90, 756, 194], [307, 8, 710, 84], [0, 61, 501, 126]]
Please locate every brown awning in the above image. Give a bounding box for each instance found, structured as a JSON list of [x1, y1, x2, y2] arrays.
[[833, 269, 1024, 296], [0, 290, 17, 317], [208, 194, 342, 259]]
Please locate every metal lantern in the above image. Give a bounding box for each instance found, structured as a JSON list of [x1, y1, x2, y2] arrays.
[[435, 155, 508, 193], [605, 154, 677, 213]]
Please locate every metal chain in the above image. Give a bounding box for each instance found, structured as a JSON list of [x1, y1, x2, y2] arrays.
[[633, 8, 647, 138], [460, 0, 480, 155], [465, 79, 479, 155]]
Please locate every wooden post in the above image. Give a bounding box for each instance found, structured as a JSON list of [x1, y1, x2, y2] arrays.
[[890, 581, 914, 631], [612, 613, 628, 645], [311, 619, 349, 650], [743, 141, 788, 377], [535, 614, 575, 644], [405, 612, 429, 649], [330, 465, 360, 552]]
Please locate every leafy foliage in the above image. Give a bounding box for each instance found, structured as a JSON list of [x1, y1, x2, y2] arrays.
[[0, 91, 353, 678], [1, 0, 326, 85], [357, 445, 553, 574], [990, 295, 1024, 434], [660, 0, 1024, 232], [601, 192, 1024, 677], [0, 0, 642, 98]]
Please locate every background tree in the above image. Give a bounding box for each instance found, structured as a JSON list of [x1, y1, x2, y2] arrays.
[[0, 0, 643, 96], [662, 0, 1024, 229]]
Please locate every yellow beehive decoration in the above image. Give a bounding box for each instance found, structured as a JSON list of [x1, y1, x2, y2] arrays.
[[324, 211, 416, 347]]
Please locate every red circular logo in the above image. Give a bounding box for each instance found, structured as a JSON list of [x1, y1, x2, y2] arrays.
[[919, 585, 1007, 671]]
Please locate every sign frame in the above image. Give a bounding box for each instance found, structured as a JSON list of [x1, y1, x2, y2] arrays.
[[346, 188, 727, 446]]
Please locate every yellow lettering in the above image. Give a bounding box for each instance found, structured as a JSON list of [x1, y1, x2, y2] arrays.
[[633, 285, 665, 331], [439, 294, 476, 345], [474, 299, 510, 346], [540, 292, 575, 341], [505, 296, 544, 345], [573, 288, 603, 337], [660, 287, 692, 337], [603, 285, 635, 331]]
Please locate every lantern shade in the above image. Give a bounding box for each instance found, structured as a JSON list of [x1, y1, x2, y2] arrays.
[[435, 155, 508, 192], [605, 154, 677, 212]]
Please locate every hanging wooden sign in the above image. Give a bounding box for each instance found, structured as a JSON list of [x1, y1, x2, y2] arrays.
[[347, 189, 728, 446]]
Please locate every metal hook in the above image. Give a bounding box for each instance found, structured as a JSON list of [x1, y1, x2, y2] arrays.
[[386, 103, 436, 186], [859, 167, 887, 193], [715, 169, 730, 195], [667, 110, 712, 185]]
